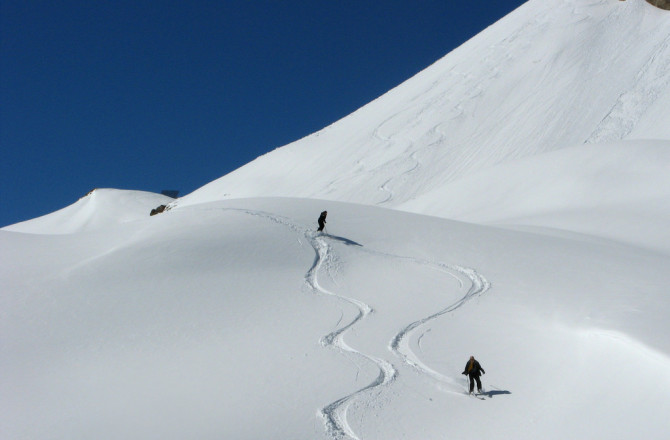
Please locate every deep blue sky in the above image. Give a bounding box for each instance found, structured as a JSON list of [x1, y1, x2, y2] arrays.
[[1, 0, 525, 227]]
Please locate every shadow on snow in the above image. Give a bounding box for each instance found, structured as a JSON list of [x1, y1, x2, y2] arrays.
[[484, 389, 512, 398], [322, 233, 363, 247]]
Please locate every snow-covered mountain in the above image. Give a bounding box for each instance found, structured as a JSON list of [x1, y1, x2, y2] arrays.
[[3, 1, 670, 439], [176, 0, 670, 214]]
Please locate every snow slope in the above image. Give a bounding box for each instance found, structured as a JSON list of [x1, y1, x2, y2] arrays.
[[174, 0, 670, 219], [3, 0, 670, 439], [2, 196, 669, 439], [402, 139, 670, 254]]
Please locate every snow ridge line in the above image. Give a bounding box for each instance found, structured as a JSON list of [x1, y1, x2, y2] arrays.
[[306, 233, 397, 440]]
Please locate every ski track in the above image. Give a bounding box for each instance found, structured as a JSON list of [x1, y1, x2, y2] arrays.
[[201, 207, 490, 438], [371, 109, 423, 206], [305, 232, 398, 440], [387, 258, 491, 392], [349, 246, 491, 394], [207, 207, 394, 440]]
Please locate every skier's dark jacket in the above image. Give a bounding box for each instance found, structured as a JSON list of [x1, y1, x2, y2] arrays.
[[462, 359, 485, 377]]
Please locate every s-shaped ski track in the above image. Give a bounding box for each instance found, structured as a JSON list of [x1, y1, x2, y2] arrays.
[[349, 245, 492, 395], [211, 208, 397, 440], [306, 232, 397, 440], [388, 261, 490, 393]]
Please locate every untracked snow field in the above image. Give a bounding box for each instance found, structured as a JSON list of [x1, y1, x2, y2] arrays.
[[2, 195, 669, 439]]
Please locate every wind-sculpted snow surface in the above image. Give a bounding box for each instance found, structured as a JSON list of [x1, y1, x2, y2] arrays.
[[587, 32, 670, 143]]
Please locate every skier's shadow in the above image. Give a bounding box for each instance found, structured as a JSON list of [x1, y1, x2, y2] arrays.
[[484, 389, 512, 398], [324, 234, 363, 247]]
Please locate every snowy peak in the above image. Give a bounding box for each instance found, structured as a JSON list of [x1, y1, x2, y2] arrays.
[[177, 0, 670, 214]]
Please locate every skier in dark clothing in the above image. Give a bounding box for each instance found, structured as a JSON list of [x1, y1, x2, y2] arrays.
[[462, 355, 485, 394], [317, 211, 327, 232]]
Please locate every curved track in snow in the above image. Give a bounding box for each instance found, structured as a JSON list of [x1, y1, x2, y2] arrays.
[[307, 235, 492, 437], [387, 261, 490, 390], [218, 208, 398, 440], [348, 246, 491, 393], [371, 111, 423, 206], [305, 233, 397, 440], [211, 207, 490, 438]]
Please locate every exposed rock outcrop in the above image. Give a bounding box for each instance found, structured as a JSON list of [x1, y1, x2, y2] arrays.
[[646, 0, 670, 11], [150, 205, 167, 216]]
